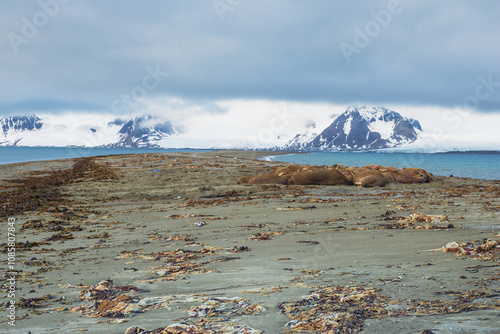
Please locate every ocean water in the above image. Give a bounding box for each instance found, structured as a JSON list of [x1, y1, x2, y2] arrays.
[[265, 152, 500, 180], [0, 146, 210, 166]]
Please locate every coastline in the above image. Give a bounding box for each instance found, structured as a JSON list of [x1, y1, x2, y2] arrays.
[[1, 151, 499, 333]]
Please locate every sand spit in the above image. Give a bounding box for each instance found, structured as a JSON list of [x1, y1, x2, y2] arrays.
[[0, 150, 499, 333]]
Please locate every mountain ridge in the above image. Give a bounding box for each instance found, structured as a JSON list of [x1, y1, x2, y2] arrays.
[[279, 106, 422, 151]]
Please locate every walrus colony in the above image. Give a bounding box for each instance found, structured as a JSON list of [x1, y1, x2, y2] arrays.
[[238, 164, 433, 187]]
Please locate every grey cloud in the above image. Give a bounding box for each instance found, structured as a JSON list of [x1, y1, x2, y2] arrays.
[[1, 0, 499, 116]]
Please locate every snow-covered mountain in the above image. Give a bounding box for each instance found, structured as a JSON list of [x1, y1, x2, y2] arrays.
[[0, 115, 43, 146], [281, 106, 422, 151], [105, 115, 176, 148], [0, 114, 179, 148]]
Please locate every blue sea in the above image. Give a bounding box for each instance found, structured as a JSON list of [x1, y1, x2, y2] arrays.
[[264, 152, 500, 180], [0, 146, 210, 166]]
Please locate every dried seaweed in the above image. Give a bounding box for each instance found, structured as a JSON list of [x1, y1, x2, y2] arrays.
[[377, 212, 457, 230], [428, 239, 499, 261], [279, 284, 500, 333], [279, 285, 387, 333], [0, 157, 118, 218]]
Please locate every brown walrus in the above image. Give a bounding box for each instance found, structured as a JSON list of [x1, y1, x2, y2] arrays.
[[291, 169, 352, 186], [301, 165, 327, 172], [273, 165, 304, 178], [383, 170, 426, 184], [380, 166, 399, 172], [248, 174, 290, 185], [363, 164, 384, 170], [399, 167, 433, 183], [353, 170, 388, 187], [237, 176, 252, 184]]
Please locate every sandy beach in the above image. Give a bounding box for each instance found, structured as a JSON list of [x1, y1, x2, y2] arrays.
[[1, 150, 499, 333]]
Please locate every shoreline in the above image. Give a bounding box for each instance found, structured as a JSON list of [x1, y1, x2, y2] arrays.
[[1, 148, 499, 181], [0, 151, 499, 333]]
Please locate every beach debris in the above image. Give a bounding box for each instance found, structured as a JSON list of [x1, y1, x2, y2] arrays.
[[69, 291, 266, 329], [87, 232, 110, 239], [16, 294, 58, 309], [404, 212, 448, 224], [194, 221, 207, 227], [275, 205, 317, 211], [65, 280, 166, 318], [133, 323, 264, 334], [240, 285, 287, 295], [279, 285, 387, 332], [46, 232, 75, 241], [279, 284, 499, 333], [377, 212, 456, 229], [125, 327, 145, 334], [428, 239, 499, 261], [146, 234, 195, 242], [116, 247, 242, 283], [229, 246, 250, 253], [79, 279, 145, 300], [248, 231, 285, 241], [295, 240, 320, 245], [187, 296, 265, 318], [0, 157, 118, 218], [167, 213, 223, 220], [224, 189, 239, 197]]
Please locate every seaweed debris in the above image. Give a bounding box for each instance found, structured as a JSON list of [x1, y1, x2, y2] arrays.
[[0, 157, 118, 218]]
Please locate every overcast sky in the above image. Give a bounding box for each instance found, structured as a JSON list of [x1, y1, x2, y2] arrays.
[[1, 1, 500, 127]]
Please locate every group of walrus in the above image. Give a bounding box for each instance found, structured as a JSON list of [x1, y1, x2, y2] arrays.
[[238, 164, 433, 187]]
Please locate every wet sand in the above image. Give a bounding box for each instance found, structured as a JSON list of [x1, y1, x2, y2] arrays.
[[1, 150, 499, 333]]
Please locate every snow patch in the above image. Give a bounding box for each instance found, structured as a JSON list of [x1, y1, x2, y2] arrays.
[[368, 119, 395, 140]]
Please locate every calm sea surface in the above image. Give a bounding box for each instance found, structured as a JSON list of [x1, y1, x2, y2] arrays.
[[265, 152, 500, 180], [0, 147, 210, 166]]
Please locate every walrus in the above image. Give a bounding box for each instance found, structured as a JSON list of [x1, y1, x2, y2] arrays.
[[238, 176, 253, 184], [291, 169, 352, 186], [384, 170, 427, 184], [273, 165, 304, 178], [237, 176, 252, 184], [248, 174, 290, 185], [363, 164, 384, 170], [353, 170, 387, 187], [341, 166, 370, 175], [301, 165, 326, 172], [340, 170, 355, 183], [330, 164, 347, 169], [380, 166, 399, 172], [381, 171, 396, 184], [399, 167, 433, 182]]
